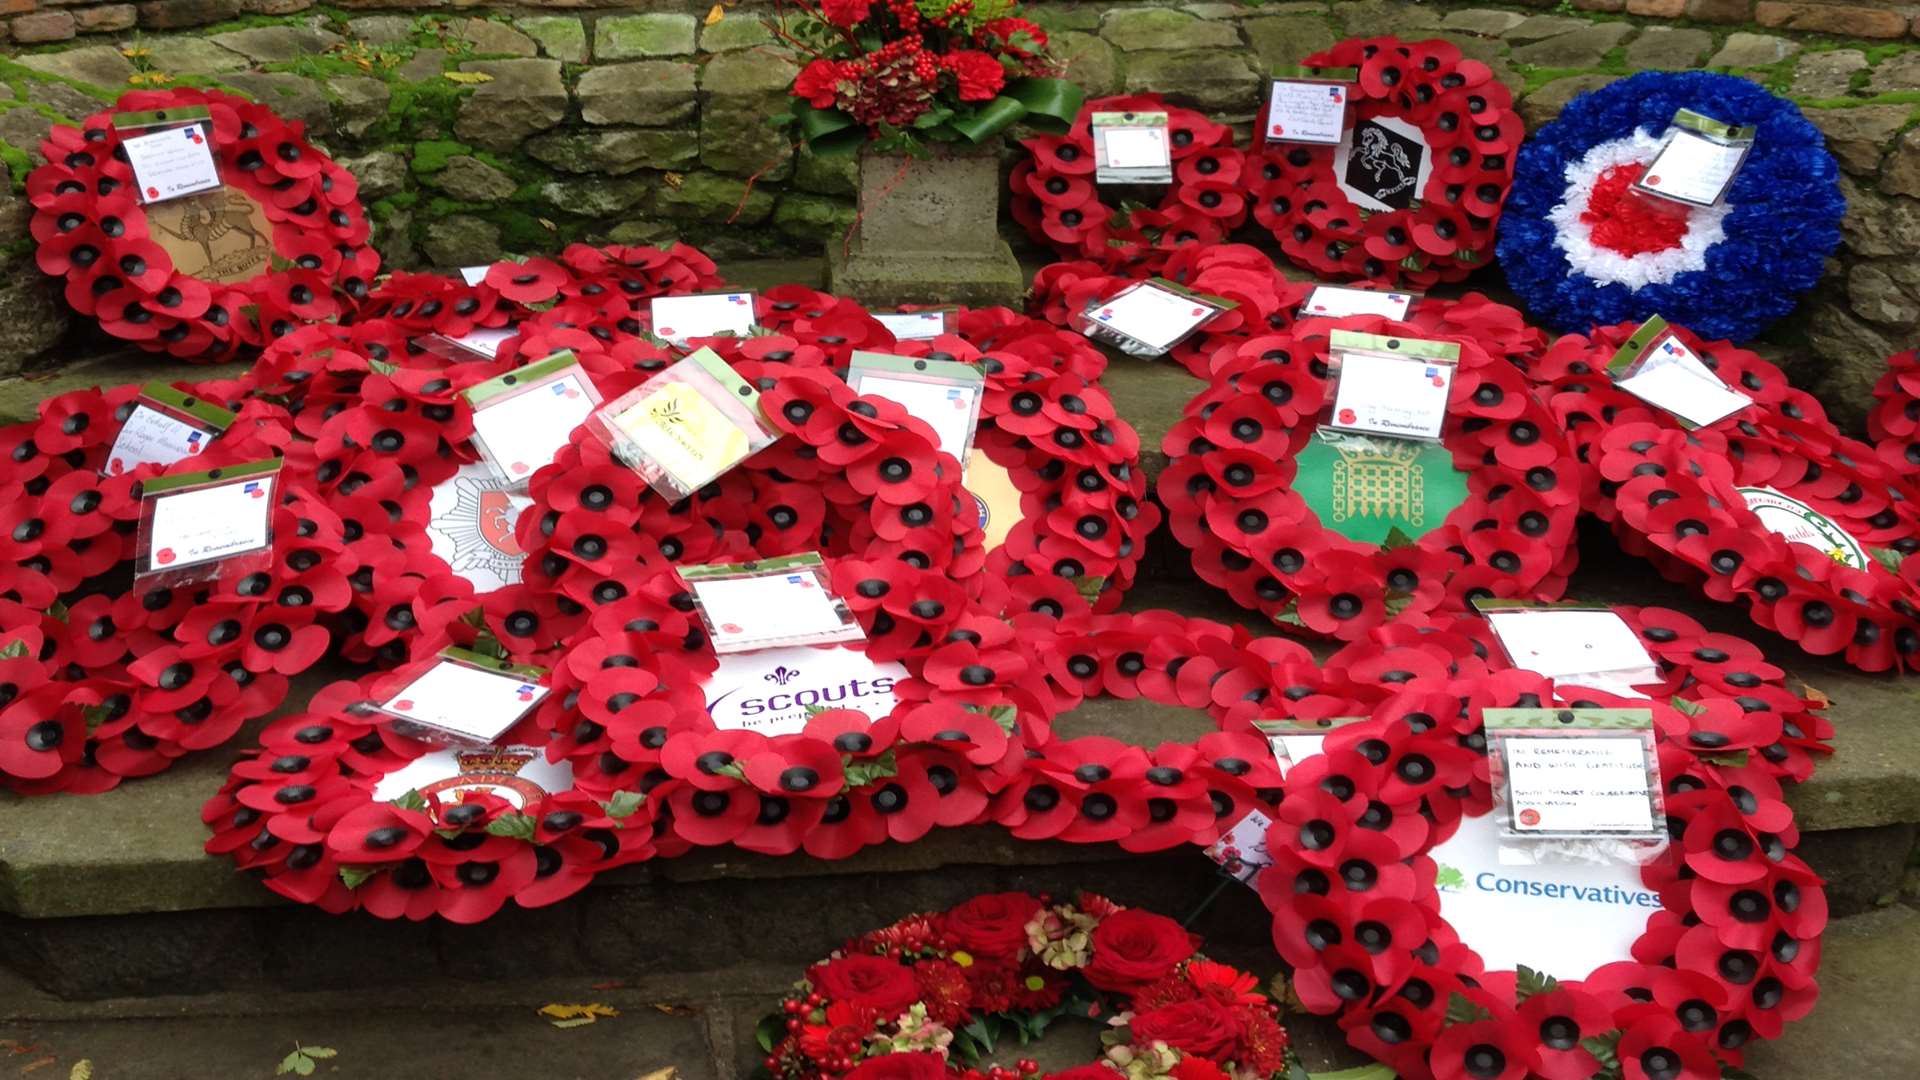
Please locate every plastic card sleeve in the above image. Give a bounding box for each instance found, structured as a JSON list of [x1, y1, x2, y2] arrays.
[[1074, 277, 1236, 358], [1254, 715, 1366, 777], [678, 552, 865, 654], [1484, 708, 1668, 867], [873, 309, 957, 341], [416, 326, 515, 363], [103, 382, 236, 478], [133, 457, 280, 592], [845, 351, 986, 462], [648, 290, 758, 346], [1091, 110, 1172, 185], [1262, 66, 1357, 146], [1297, 283, 1419, 320], [585, 346, 778, 502], [1605, 315, 1752, 428], [460, 351, 603, 491], [370, 647, 553, 748], [112, 106, 222, 206], [1471, 598, 1662, 696], [1324, 330, 1460, 442], [1631, 108, 1754, 209]]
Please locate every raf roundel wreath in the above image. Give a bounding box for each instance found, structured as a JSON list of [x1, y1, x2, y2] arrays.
[[1250, 37, 1520, 289], [1496, 71, 1844, 343], [1158, 316, 1581, 641], [28, 88, 375, 361], [1259, 606, 1829, 1080]]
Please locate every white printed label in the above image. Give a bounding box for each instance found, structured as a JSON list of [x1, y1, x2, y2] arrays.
[[469, 370, 596, 484], [691, 570, 859, 653], [1504, 736, 1656, 833], [379, 660, 550, 744], [848, 371, 981, 459], [875, 312, 947, 341], [1302, 285, 1412, 320], [1638, 129, 1745, 206], [650, 293, 756, 344], [1485, 609, 1659, 690], [1089, 283, 1215, 353], [1102, 127, 1170, 170], [442, 327, 514, 360], [1616, 335, 1751, 427], [106, 404, 215, 476], [1329, 350, 1453, 440], [703, 645, 907, 736], [122, 123, 221, 204], [1265, 80, 1347, 145], [147, 474, 273, 571]]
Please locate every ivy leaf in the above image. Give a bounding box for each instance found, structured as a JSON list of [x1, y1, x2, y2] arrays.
[[1444, 991, 1492, 1026], [82, 703, 116, 733], [603, 790, 645, 820], [485, 812, 537, 841], [1515, 964, 1558, 1003], [338, 865, 377, 889], [389, 789, 428, 813]]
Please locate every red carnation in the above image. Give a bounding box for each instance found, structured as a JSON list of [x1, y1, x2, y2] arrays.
[[1081, 909, 1198, 993], [944, 891, 1044, 956], [809, 954, 922, 1017], [844, 1053, 948, 1080], [944, 50, 1007, 102], [794, 59, 847, 110], [1129, 997, 1242, 1061], [820, 0, 871, 28]]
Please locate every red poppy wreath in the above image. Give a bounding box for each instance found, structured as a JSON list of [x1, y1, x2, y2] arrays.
[[1011, 94, 1249, 275], [1257, 605, 1830, 1080], [1250, 37, 1520, 288], [756, 891, 1310, 1080], [0, 380, 351, 795], [1158, 317, 1580, 641], [28, 87, 375, 360], [201, 663, 656, 923]]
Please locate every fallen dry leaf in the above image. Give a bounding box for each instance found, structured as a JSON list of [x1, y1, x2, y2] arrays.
[[650, 1003, 698, 1017], [705, 4, 726, 26], [68, 1064, 91, 1080], [539, 1002, 619, 1028], [18, 1059, 55, 1076], [637, 1067, 678, 1080], [1798, 681, 1830, 708]]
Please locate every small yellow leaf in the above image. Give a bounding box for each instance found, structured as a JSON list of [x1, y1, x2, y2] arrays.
[[662, 172, 684, 190], [549, 1017, 597, 1029], [539, 1003, 618, 1021], [68, 1064, 92, 1080], [537, 218, 558, 232], [637, 1067, 678, 1080], [705, 4, 726, 26], [443, 71, 495, 85]]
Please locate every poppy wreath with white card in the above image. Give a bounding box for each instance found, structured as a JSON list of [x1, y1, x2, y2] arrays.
[[1495, 71, 1843, 343], [28, 87, 375, 361], [1249, 37, 1520, 289], [1254, 605, 1830, 1080], [0, 379, 354, 795], [201, 664, 657, 923], [1158, 316, 1580, 642], [1010, 94, 1249, 275]]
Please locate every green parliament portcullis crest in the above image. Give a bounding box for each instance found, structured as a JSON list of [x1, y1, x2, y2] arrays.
[[1294, 429, 1469, 546]]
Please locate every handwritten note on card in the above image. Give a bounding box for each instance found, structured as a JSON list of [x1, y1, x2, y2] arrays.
[[122, 123, 221, 204], [1504, 736, 1656, 833], [1265, 79, 1347, 145]]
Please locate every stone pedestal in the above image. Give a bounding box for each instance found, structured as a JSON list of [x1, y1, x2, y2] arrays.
[[827, 139, 1026, 309]]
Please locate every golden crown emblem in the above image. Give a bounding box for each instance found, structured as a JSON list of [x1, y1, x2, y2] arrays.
[[454, 747, 536, 776]]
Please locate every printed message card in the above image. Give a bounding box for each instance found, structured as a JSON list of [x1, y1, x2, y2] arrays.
[[376, 648, 552, 747], [845, 352, 985, 461], [874, 311, 952, 341], [1327, 332, 1459, 441], [681, 553, 864, 654], [136, 459, 279, 583], [1079, 279, 1230, 356], [117, 111, 221, 205], [650, 291, 757, 345], [462, 352, 602, 489], [1634, 111, 1753, 208], [1614, 330, 1752, 428], [1300, 284, 1414, 320], [1479, 602, 1661, 696]]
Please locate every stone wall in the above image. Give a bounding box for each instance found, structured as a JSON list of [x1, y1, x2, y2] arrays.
[[0, 1, 1917, 422]]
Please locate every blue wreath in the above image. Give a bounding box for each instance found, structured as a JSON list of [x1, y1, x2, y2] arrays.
[[1496, 71, 1844, 343]]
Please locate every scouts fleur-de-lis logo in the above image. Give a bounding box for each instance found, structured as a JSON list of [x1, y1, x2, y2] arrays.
[[764, 665, 799, 686]]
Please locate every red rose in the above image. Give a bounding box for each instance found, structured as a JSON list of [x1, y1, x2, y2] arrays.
[[845, 1053, 950, 1080], [1169, 1059, 1230, 1080], [794, 59, 846, 110], [943, 50, 1006, 102], [820, 0, 871, 28], [1129, 998, 1242, 1062], [943, 891, 1042, 956], [1081, 909, 1198, 993], [809, 954, 922, 1016]]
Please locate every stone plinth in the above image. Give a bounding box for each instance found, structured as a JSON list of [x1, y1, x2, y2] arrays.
[[827, 140, 1025, 309]]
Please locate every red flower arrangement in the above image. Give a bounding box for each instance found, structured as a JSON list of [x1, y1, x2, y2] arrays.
[[773, 0, 1082, 154], [1158, 314, 1581, 641], [28, 87, 374, 361], [1250, 37, 1520, 288], [1533, 323, 1920, 673], [0, 379, 352, 795], [1259, 605, 1830, 1080], [757, 892, 1296, 1080], [1011, 95, 1250, 276]]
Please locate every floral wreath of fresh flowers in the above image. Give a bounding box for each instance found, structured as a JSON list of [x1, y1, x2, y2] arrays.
[[1525, 323, 1920, 673], [756, 891, 1308, 1080], [200, 662, 657, 923], [1010, 94, 1249, 275], [1495, 71, 1844, 343], [28, 87, 375, 361], [1249, 37, 1519, 289], [1157, 316, 1580, 641], [1257, 605, 1829, 1080], [0, 379, 352, 794]]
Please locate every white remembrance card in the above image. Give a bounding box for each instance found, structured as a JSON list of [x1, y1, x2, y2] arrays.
[[1092, 284, 1214, 352], [692, 571, 858, 652], [379, 660, 550, 744], [1102, 126, 1170, 170], [1265, 733, 1326, 777], [703, 645, 909, 736], [1265, 80, 1347, 145], [1485, 609, 1660, 690], [1616, 335, 1751, 426], [1639, 129, 1745, 206], [1205, 808, 1275, 885], [459, 266, 490, 287], [122, 123, 221, 204], [876, 312, 947, 341], [147, 473, 273, 571], [650, 293, 756, 344], [445, 327, 514, 360], [106, 405, 214, 476], [1330, 350, 1453, 440], [469, 370, 596, 482], [1504, 736, 1656, 834], [1303, 285, 1413, 320], [850, 371, 980, 458]]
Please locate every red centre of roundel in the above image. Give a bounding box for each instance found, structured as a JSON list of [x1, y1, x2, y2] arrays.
[[1580, 162, 1689, 257]]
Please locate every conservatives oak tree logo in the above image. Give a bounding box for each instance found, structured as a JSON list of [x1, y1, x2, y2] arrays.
[[1435, 864, 1466, 892]]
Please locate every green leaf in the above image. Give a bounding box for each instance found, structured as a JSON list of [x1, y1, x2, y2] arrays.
[[843, 748, 899, 787], [389, 789, 428, 813], [46, 600, 69, 623], [549, 1017, 597, 1029], [966, 703, 1019, 734], [950, 94, 1028, 143], [603, 790, 645, 820], [1580, 1030, 1623, 1074], [1870, 545, 1906, 574], [1381, 527, 1417, 549], [1072, 574, 1107, 603], [366, 356, 398, 376], [485, 812, 538, 841], [792, 101, 864, 156], [1702, 750, 1751, 769], [711, 761, 748, 782], [0, 638, 28, 660], [1515, 964, 1558, 1003], [912, 106, 955, 130], [1445, 992, 1492, 1026], [338, 866, 376, 889], [1300, 1067, 1398, 1080], [1382, 593, 1417, 617], [1271, 602, 1308, 629], [1003, 77, 1084, 134], [295, 1058, 315, 1078], [303, 1048, 337, 1060], [276, 1051, 305, 1077], [755, 1013, 783, 1053], [82, 703, 115, 733], [1668, 696, 1707, 717]]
